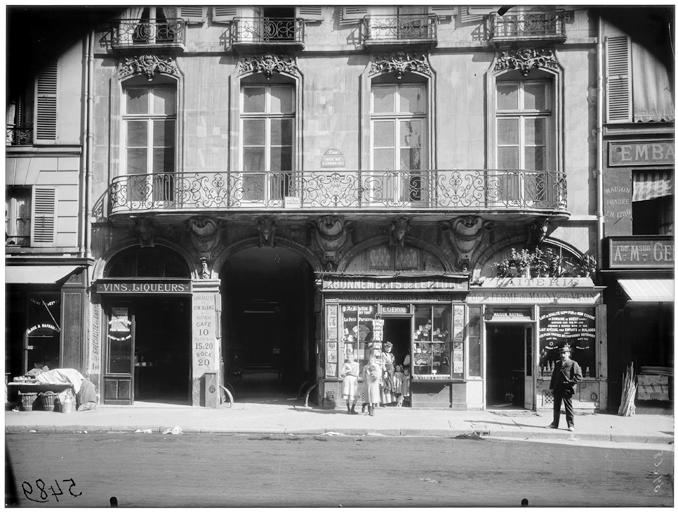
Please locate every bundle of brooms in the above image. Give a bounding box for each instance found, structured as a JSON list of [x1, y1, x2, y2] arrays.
[[618, 362, 637, 416]]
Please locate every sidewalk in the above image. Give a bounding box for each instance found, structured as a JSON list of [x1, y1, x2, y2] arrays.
[[4, 400, 674, 447]]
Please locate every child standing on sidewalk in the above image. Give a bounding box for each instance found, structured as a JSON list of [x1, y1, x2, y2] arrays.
[[339, 352, 360, 414], [362, 352, 382, 416]]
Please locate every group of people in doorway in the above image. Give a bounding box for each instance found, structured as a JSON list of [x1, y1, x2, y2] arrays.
[[339, 341, 411, 416]]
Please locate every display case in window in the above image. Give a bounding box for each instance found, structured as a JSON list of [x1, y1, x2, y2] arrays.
[[412, 305, 452, 378]]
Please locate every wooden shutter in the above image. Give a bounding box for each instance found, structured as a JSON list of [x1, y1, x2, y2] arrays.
[[212, 6, 238, 24], [31, 187, 56, 246], [297, 6, 323, 21], [178, 6, 206, 24], [430, 6, 456, 17], [606, 36, 632, 123], [341, 6, 368, 23], [34, 63, 57, 144]]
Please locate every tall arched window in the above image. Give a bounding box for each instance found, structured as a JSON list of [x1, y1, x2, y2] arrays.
[[240, 74, 296, 203]]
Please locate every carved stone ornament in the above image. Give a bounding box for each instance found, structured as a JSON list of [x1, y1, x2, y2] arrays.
[[390, 217, 411, 247], [313, 216, 353, 269], [443, 216, 492, 271], [131, 217, 155, 248], [371, 52, 432, 79], [119, 55, 180, 81], [258, 217, 277, 247], [188, 216, 220, 257], [528, 218, 550, 249], [238, 54, 299, 78], [494, 48, 558, 76]]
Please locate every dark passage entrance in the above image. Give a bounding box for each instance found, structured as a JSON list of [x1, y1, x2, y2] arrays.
[[383, 317, 411, 368], [486, 324, 525, 407], [222, 247, 315, 402], [133, 297, 191, 403]]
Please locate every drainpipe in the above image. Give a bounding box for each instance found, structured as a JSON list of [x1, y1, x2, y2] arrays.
[[596, 13, 605, 267], [85, 30, 94, 262]]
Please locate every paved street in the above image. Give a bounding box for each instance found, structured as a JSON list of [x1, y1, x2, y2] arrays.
[[5, 432, 673, 507]]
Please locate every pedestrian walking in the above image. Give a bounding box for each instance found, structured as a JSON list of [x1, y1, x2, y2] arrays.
[[339, 352, 360, 414], [362, 352, 382, 416], [547, 344, 583, 431]]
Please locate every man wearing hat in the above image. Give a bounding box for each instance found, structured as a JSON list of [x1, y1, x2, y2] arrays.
[[548, 344, 583, 431]]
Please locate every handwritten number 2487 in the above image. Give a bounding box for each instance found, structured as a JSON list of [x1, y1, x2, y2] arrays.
[[22, 478, 82, 503]]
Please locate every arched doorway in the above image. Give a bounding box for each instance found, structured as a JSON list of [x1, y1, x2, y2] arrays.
[[221, 246, 315, 401]]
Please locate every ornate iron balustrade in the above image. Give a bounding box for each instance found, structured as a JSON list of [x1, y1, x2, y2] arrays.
[[6, 125, 33, 146], [111, 18, 186, 48], [362, 14, 437, 44], [99, 169, 567, 218], [231, 17, 304, 45], [488, 12, 566, 42]]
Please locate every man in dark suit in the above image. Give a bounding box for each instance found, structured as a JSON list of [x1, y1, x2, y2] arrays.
[[548, 345, 583, 431]]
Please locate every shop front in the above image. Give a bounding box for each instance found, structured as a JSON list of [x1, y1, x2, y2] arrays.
[[468, 277, 608, 412], [319, 273, 469, 409]]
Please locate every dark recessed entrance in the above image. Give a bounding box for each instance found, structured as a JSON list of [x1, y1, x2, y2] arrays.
[[222, 247, 315, 402], [486, 324, 527, 408], [383, 317, 411, 368]]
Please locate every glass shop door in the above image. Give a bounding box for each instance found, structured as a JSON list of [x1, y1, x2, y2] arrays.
[[103, 305, 135, 405]]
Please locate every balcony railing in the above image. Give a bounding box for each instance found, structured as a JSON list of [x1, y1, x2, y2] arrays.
[[111, 18, 186, 48], [361, 15, 437, 45], [488, 12, 566, 42], [6, 125, 33, 146], [231, 17, 304, 47], [95, 169, 568, 218]]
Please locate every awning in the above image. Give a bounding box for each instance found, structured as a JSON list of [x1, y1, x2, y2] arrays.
[[619, 279, 674, 303], [5, 265, 81, 284], [633, 170, 673, 202]]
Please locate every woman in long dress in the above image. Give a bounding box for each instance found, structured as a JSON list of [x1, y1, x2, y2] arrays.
[[339, 353, 360, 414], [380, 341, 395, 405], [362, 352, 382, 416]]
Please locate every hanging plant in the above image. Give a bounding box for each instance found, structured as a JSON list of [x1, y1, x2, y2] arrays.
[[495, 247, 596, 278]]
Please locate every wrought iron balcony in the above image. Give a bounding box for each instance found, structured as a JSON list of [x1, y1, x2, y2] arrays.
[[110, 18, 186, 49], [94, 169, 567, 219], [6, 125, 33, 146], [487, 12, 567, 43], [361, 15, 437, 47], [230, 17, 304, 49]]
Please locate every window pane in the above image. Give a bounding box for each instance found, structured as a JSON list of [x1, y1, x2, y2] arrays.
[[524, 118, 545, 145], [524, 147, 545, 170], [126, 89, 148, 114], [524, 82, 546, 110], [497, 147, 519, 168], [126, 121, 147, 147], [400, 148, 422, 170], [153, 148, 175, 172], [373, 120, 394, 147], [269, 85, 294, 113], [243, 148, 265, 172], [127, 148, 147, 174], [399, 85, 426, 114], [497, 118, 519, 145], [497, 83, 519, 110], [153, 119, 175, 147], [153, 87, 176, 115], [243, 87, 265, 112], [270, 146, 292, 171], [374, 148, 394, 169], [400, 120, 423, 148], [243, 119, 265, 145], [270, 119, 293, 146], [373, 86, 396, 113]]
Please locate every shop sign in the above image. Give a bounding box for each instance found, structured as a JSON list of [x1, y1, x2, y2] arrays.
[[608, 237, 674, 269], [480, 277, 593, 288], [467, 290, 600, 305], [192, 293, 218, 375], [381, 305, 409, 314], [321, 277, 467, 292], [96, 280, 192, 294], [608, 140, 674, 167], [320, 148, 346, 168]]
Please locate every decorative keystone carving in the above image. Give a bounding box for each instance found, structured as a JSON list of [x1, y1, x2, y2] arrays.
[[119, 55, 180, 81], [258, 217, 277, 247], [371, 52, 432, 79], [528, 218, 550, 249], [188, 216, 221, 278], [131, 218, 155, 247], [238, 54, 299, 78], [494, 48, 558, 76], [390, 217, 411, 247], [443, 216, 492, 271], [313, 216, 353, 271]]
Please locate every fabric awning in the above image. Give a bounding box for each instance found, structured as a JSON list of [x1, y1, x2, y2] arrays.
[[619, 278, 674, 303], [5, 265, 80, 284], [633, 170, 674, 202]]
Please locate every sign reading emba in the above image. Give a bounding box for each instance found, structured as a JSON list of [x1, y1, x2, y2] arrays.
[[609, 140, 674, 167], [96, 280, 192, 294]]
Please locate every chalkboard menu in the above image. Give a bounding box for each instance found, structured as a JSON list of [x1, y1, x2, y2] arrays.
[[539, 308, 596, 378]]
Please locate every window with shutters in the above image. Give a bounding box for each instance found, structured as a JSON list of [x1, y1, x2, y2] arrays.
[[341, 6, 368, 24], [34, 63, 58, 144], [240, 76, 296, 204], [364, 6, 437, 44], [113, 7, 185, 48], [232, 7, 303, 46], [6, 84, 34, 146], [606, 36, 632, 123], [178, 6, 205, 24], [122, 76, 177, 203], [5, 187, 31, 246], [31, 187, 57, 246]]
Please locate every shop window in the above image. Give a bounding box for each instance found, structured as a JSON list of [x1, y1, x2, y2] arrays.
[[413, 304, 455, 378], [336, 305, 378, 377], [107, 307, 133, 374], [467, 306, 482, 377], [539, 308, 596, 378], [240, 78, 296, 203], [122, 77, 176, 202], [370, 76, 428, 203], [25, 294, 61, 372], [495, 75, 553, 203], [105, 246, 189, 278], [632, 170, 674, 235]]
